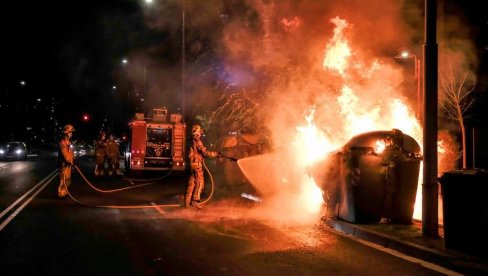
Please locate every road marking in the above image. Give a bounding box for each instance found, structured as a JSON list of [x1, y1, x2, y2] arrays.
[[123, 176, 135, 186], [0, 169, 58, 221], [333, 229, 462, 276], [0, 169, 58, 232], [151, 202, 166, 214], [0, 164, 15, 170]]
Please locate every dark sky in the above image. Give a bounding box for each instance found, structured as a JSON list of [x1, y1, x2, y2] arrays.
[[2, 0, 163, 126], [1, 0, 487, 135]]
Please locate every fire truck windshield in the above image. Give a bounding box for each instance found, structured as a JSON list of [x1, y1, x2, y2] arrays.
[[147, 128, 171, 143]]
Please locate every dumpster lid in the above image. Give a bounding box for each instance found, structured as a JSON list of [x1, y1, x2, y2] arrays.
[[343, 129, 420, 154]]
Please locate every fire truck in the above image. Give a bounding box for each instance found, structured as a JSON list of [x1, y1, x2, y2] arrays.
[[125, 107, 186, 174]]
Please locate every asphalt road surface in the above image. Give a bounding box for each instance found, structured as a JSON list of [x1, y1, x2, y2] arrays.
[[0, 153, 450, 275]]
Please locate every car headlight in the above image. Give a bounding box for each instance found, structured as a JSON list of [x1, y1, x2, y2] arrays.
[[15, 149, 24, 155], [0, 149, 5, 154]]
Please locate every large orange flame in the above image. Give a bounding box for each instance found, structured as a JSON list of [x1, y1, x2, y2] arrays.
[[294, 16, 424, 219], [322, 17, 352, 75]]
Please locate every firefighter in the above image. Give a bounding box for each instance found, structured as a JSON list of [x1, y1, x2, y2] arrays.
[[185, 125, 222, 209], [58, 124, 75, 198], [105, 134, 122, 176], [94, 131, 107, 176]]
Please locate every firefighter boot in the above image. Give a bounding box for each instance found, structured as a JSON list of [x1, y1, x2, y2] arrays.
[[190, 201, 202, 209], [184, 196, 191, 208], [58, 186, 67, 198]]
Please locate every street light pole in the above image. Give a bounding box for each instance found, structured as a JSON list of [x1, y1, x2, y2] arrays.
[[397, 50, 422, 120], [422, 0, 439, 238], [181, 0, 186, 121], [415, 56, 422, 120]]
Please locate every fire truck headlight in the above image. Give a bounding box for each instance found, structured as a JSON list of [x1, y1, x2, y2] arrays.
[[374, 139, 386, 155], [15, 149, 24, 155]]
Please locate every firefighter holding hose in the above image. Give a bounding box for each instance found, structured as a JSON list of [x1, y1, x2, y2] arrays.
[[58, 124, 75, 198], [185, 125, 223, 209]]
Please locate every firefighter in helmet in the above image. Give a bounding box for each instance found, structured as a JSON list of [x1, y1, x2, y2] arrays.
[[58, 124, 75, 198], [185, 125, 222, 209], [94, 131, 107, 176], [105, 134, 122, 176]]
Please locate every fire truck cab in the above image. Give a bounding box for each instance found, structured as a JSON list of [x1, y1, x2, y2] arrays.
[[125, 107, 186, 174]]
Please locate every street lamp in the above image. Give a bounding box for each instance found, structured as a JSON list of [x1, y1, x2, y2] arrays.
[[396, 49, 422, 120]]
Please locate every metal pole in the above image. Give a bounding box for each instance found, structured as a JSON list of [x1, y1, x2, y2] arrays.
[[143, 65, 147, 114], [416, 57, 422, 120], [422, 0, 439, 237], [181, 0, 186, 121], [473, 127, 476, 169]]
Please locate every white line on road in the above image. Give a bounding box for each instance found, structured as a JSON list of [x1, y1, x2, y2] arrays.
[[0, 164, 15, 170], [0, 169, 58, 232], [151, 202, 166, 215], [0, 169, 58, 221], [123, 176, 135, 186]]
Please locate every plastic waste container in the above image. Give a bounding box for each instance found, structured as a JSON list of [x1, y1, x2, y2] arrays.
[[439, 170, 488, 253], [314, 129, 422, 224]]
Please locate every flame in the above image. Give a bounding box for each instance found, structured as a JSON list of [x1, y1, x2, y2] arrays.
[[292, 108, 336, 213], [294, 107, 336, 166], [374, 139, 387, 154], [292, 16, 425, 219], [281, 16, 303, 31], [238, 15, 450, 223], [322, 17, 352, 75], [438, 140, 445, 154]]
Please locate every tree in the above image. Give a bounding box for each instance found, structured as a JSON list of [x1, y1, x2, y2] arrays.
[[440, 66, 476, 169]]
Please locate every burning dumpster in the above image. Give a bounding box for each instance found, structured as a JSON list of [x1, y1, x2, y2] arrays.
[[315, 129, 422, 224]]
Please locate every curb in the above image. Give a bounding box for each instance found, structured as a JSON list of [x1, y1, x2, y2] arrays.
[[322, 218, 488, 275]]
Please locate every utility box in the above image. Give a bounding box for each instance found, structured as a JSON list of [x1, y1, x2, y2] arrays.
[[439, 170, 488, 253], [314, 129, 422, 224]]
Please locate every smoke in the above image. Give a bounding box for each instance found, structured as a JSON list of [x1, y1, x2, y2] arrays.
[[126, 0, 480, 223], [218, 0, 421, 223]]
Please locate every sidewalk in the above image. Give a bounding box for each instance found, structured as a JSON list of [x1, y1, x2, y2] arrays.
[[322, 217, 488, 275]]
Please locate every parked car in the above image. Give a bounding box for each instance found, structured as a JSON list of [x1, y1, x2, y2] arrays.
[[0, 142, 28, 161]]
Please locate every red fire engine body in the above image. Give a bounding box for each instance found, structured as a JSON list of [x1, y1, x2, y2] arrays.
[[125, 107, 186, 173]]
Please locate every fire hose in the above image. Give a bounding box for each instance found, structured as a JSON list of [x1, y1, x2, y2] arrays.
[[218, 152, 238, 162], [74, 165, 169, 193], [63, 162, 216, 209]]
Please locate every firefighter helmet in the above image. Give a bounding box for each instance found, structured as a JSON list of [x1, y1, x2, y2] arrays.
[[191, 125, 203, 136], [63, 124, 75, 134]]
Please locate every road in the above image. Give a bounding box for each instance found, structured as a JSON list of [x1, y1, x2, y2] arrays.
[[0, 153, 449, 275]]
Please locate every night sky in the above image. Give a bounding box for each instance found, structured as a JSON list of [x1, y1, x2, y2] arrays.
[[1, 0, 487, 150], [2, 0, 168, 141]]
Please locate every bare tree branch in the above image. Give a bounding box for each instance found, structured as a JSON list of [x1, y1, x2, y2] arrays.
[[439, 63, 477, 169]]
